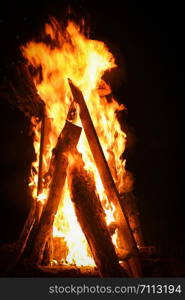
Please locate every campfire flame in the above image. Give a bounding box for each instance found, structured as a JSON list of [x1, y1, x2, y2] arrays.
[[22, 18, 127, 267]]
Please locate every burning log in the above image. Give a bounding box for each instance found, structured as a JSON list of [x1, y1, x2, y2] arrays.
[[42, 234, 53, 266], [36, 114, 53, 265], [1, 113, 51, 267], [68, 152, 126, 277], [68, 80, 142, 277], [43, 100, 77, 186], [21, 114, 52, 261], [30, 121, 82, 264], [34, 113, 51, 225], [37, 111, 47, 196]]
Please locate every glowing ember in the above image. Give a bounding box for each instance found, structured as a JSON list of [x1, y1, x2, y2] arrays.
[[22, 17, 127, 267]]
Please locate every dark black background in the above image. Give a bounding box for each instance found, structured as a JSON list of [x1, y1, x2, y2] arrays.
[[0, 0, 182, 259]]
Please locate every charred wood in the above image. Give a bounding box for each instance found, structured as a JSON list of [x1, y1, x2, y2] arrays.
[[68, 152, 126, 277], [30, 121, 81, 264], [68, 79, 141, 277]]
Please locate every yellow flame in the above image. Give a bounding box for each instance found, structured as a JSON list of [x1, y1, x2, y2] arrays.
[[22, 18, 127, 266]]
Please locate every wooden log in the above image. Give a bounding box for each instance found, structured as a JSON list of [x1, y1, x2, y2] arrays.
[[37, 113, 53, 196], [68, 80, 142, 277], [42, 234, 53, 266], [43, 100, 77, 186], [21, 115, 52, 261], [35, 113, 50, 225], [37, 111, 46, 196], [23, 113, 59, 263], [30, 121, 82, 264], [36, 114, 53, 265], [68, 152, 126, 277]]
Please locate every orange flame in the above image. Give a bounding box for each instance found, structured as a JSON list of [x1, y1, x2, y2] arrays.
[[22, 18, 127, 266]]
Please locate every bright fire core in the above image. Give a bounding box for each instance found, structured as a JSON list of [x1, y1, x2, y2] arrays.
[[22, 18, 127, 267]]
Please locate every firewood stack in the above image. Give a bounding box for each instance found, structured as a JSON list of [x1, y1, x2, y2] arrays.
[[0, 63, 143, 278]]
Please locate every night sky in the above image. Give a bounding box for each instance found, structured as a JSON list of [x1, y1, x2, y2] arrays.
[[0, 1, 182, 259]]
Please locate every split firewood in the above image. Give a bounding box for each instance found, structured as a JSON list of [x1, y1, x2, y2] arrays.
[[36, 114, 53, 265], [43, 100, 77, 187], [35, 113, 51, 224], [68, 79, 142, 277], [42, 234, 53, 266], [37, 111, 49, 196], [68, 151, 126, 277], [30, 121, 82, 265], [21, 114, 52, 261]]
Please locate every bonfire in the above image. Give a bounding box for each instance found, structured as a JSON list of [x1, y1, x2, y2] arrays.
[[0, 17, 143, 278]]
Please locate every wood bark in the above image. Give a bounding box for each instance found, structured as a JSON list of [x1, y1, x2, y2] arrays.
[[37, 113, 53, 196], [42, 234, 53, 266], [21, 115, 52, 261], [68, 79, 141, 277], [68, 152, 126, 277], [37, 111, 46, 196], [36, 114, 53, 265], [30, 121, 82, 264]]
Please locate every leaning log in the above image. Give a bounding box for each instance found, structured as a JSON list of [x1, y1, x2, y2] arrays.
[[68, 152, 125, 277], [68, 80, 141, 277], [37, 113, 53, 196], [42, 234, 53, 266], [36, 114, 53, 265], [37, 111, 46, 196], [21, 115, 52, 261], [30, 121, 82, 264]]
